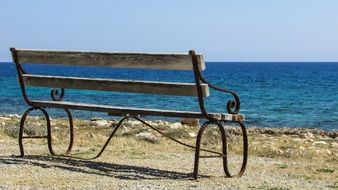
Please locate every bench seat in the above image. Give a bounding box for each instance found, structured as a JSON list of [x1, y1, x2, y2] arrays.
[[31, 100, 244, 121], [11, 48, 248, 179]]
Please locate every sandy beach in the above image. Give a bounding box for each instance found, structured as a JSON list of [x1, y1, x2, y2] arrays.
[[0, 114, 337, 189]]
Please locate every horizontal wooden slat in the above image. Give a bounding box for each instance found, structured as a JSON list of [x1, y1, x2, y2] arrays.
[[31, 100, 244, 121], [15, 49, 205, 71], [222, 114, 245, 121], [22, 74, 210, 97]]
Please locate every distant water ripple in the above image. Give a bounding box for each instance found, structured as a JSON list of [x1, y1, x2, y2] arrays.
[[0, 62, 337, 130]]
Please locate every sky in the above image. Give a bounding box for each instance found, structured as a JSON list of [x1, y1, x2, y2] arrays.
[[1, 0, 338, 62]]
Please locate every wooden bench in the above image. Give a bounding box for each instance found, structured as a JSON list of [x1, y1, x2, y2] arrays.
[[10, 48, 248, 179]]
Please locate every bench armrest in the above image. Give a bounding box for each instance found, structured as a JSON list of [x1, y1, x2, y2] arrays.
[[200, 76, 240, 114]]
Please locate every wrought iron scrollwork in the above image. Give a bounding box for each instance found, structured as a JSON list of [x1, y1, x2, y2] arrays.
[[51, 88, 65, 101], [199, 77, 241, 114], [226, 91, 240, 114]]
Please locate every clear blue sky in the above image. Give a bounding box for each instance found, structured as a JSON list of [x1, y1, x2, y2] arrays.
[[1, 0, 338, 62]]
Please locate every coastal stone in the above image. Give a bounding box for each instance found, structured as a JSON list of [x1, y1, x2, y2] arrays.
[[0, 122, 5, 126], [228, 128, 242, 135], [107, 120, 116, 125], [322, 137, 334, 141], [90, 117, 103, 121], [291, 138, 302, 143], [326, 132, 337, 139], [262, 128, 277, 135], [124, 120, 141, 128], [180, 118, 199, 126], [54, 127, 60, 130], [281, 134, 288, 138], [312, 141, 328, 147], [305, 139, 314, 143], [170, 122, 183, 129], [189, 132, 196, 138], [120, 129, 131, 136], [330, 142, 338, 148], [135, 132, 158, 143], [90, 120, 108, 127], [299, 132, 314, 139], [8, 114, 20, 118]]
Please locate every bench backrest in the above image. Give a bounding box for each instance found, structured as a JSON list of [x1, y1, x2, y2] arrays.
[[11, 48, 210, 98]]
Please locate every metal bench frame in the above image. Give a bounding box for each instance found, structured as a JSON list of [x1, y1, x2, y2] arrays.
[[11, 48, 248, 179]]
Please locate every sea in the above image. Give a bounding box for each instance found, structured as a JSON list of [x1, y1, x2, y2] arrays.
[[0, 62, 337, 130]]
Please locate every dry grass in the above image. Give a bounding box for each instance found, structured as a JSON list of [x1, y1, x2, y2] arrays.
[[1, 117, 337, 162], [0, 119, 337, 189]]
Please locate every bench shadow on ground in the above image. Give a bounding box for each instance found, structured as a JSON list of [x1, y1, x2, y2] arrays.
[[0, 155, 210, 180]]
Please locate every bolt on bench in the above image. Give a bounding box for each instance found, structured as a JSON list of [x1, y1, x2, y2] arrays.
[[10, 48, 248, 179]]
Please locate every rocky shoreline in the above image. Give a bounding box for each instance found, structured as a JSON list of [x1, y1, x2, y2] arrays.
[[1, 114, 337, 159], [1, 113, 336, 137], [0, 114, 337, 189]]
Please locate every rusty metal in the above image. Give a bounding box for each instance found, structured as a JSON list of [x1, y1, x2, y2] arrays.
[[134, 117, 247, 179], [64, 109, 75, 155], [189, 50, 240, 115], [12, 47, 248, 179], [18, 107, 75, 157], [134, 117, 226, 156], [189, 50, 215, 121], [220, 120, 248, 177], [44, 108, 75, 156], [189, 50, 248, 179], [200, 78, 240, 114], [91, 116, 128, 159], [10, 48, 33, 106], [51, 88, 65, 101], [18, 107, 54, 157], [193, 120, 229, 179], [53, 116, 129, 160]]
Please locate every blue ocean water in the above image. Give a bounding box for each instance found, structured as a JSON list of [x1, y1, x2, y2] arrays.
[[0, 62, 337, 130]]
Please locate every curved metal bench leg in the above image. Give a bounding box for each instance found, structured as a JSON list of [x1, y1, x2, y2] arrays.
[[18, 107, 35, 157], [48, 109, 75, 156], [216, 122, 231, 177], [91, 116, 128, 159], [237, 121, 248, 177], [18, 107, 54, 157], [220, 121, 248, 177], [194, 120, 248, 179], [193, 120, 213, 179], [42, 108, 55, 156], [62, 109, 74, 155]]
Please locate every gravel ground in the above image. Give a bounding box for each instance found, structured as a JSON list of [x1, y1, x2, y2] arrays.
[[0, 136, 337, 190]]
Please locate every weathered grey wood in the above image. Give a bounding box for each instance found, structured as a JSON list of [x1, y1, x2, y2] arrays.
[[31, 100, 243, 121], [22, 74, 210, 97], [222, 114, 244, 121], [15, 49, 205, 70]]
